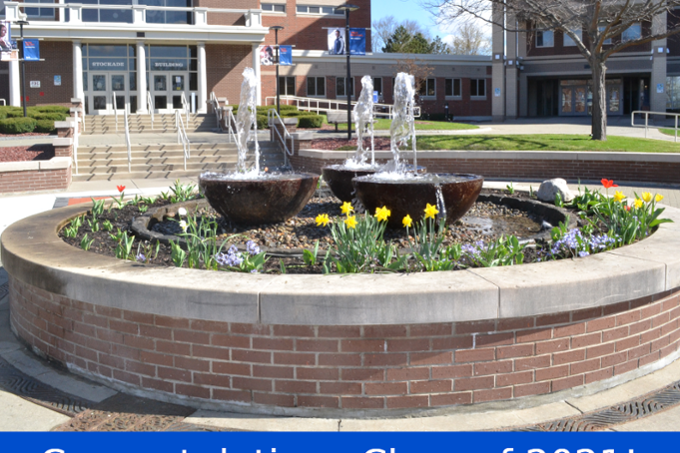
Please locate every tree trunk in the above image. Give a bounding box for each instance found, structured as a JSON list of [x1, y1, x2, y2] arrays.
[[591, 60, 608, 141]]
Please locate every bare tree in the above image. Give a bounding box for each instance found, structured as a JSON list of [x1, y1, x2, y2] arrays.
[[372, 16, 432, 53], [394, 57, 435, 113], [450, 21, 491, 55], [425, 0, 680, 140]]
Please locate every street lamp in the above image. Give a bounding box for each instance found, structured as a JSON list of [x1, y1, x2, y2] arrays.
[[15, 19, 28, 118], [335, 4, 359, 141], [270, 25, 284, 115]]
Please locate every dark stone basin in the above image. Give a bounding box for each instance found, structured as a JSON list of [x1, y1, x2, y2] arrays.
[[353, 173, 484, 228], [322, 164, 427, 203], [199, 172, 319, 225]]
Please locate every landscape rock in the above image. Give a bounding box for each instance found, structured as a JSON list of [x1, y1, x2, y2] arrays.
[[537, 178, 574, 203]]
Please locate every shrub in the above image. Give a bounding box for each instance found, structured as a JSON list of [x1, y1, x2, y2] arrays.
[[34, 119, 56, 133], [32, 105, 69, 114], [282, 110, 319, 118], [0, 117, 37, 133], [256, 115, 268, 130], [297, 115, 324, 128], [29, 112, 68, 121], [5, 110, 24, 118]]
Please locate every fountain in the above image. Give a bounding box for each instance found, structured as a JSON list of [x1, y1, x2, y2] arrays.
[[199, 68, 318, 225], [353, 72, 483, 228], [322, 75, 384, 203]]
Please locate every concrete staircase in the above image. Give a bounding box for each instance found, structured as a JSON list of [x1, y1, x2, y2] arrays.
[[72, 140, 288, 182], [82, 113, 218, 135]]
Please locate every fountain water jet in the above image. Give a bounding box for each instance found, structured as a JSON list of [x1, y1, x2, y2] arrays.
[[353, 72, 483, 228], [199, 68, 318, 225]]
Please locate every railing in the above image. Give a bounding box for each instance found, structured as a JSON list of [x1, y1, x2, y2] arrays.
[[180, 91, 190, 125], [209, 91, 223, 132], [175, 110, 190, 171], [0, 99, 6, 106], [124, 107, 132, 172], [225, 107, 237, 144], [264, 95, 422, 118], [113, 91, 119, 132], [147, 91, 154, 130], [267, 108, 294, 168], [4, 2, 264, 29], [73, 106, 79, 175], [632, 110, 680, 142]]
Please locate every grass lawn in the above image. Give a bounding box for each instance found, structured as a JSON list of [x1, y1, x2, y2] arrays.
[[659, 128, 680, 138], [413, 134, 680, 152], [333, 118, 478, 131]]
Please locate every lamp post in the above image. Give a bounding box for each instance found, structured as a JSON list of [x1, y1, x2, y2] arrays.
[[15, 19, 28, 118], [270, 25, 284, 115], [336, 4, 358, 141]]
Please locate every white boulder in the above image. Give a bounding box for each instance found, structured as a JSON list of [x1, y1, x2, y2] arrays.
[[537, 178, 574, 203]]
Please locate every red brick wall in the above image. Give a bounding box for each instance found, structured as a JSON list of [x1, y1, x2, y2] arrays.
[[23, 41, 73, 107], [0, 167, 71, 193], [9, 275, 680, 411], [197, 0, 256, 26], [206, 44, 252, 105]]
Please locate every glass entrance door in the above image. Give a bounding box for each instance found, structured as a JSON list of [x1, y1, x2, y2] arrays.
[[89, 73, 128, 115], [150, 73, 188, 113]]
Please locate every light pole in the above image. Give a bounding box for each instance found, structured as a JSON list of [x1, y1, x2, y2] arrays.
[[270, 25, 284, 115], [336, 4, 358, 141], [15, 19, 28, 118]]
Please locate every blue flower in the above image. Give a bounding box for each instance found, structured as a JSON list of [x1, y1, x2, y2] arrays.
[[578, 251, 590, 258], [136, 253, 146, 262], [246, 240, 261, 256]]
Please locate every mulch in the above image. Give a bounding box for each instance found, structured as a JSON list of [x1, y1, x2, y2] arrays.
[[0, 144, 55, 162]]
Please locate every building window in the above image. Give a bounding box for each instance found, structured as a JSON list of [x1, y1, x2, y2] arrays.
[[373, 77, 382, 97], [25, 0, 55, 19], [307, 77, 325, 97], [536, 30, 554, 47], [296, 5, 342, 15], [418, 78, 436, 97], [445, 78, 461, 97], [262, 3, 286, 13], [77, 0, 192, 24], [144, 0, 193, 25], [622, 23, 641, 42], [470, 79, 486, 98], [336, 77, 354, 97], [563, 28, 582, 47], [279, 76, 296, 95], [598, 25, 612, 45]]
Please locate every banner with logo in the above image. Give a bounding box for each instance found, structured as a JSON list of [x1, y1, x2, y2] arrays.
[[328, 27, 346, 55], [279, 45, 292, 66], [260, 45, 275, 66], [0, 20, 17, 61], [349, 27, 366, 55], [23, 39, 39, 61]]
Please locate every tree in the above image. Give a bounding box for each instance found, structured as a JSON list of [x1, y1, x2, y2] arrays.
[[449, 22, 491, 55], [382, 25, 434, 53], [394, 56, 435, 114], [430, 35, 452, 54], [425, 0, 680, 141], [372, 16, 432, 53]]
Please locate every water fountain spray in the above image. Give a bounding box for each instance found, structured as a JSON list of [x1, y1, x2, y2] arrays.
[[235, 67, 260, 174], [389, 72, 417, 172], [348, 75, 376, 168]]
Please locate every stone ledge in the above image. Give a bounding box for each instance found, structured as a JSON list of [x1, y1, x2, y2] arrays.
[[52, 137, 72, 147], [0, 157, 71, 174], [2, 201, 680, 325]]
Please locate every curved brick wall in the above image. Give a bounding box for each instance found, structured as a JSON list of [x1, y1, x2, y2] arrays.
[[9, 276, 680, 412]]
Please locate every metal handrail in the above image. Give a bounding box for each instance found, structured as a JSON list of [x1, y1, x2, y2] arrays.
[[175, 110, 191, 171], [73, 107, 79, 175], [124, 107, 132, 172], [147, 91, 154, 130], [264, 95, 422, 118], [113, 91, 118, 132], [180, 91, 190, 125], [224, 107, 237, 144], [209, 91, 223, 132], [0, 99, 6, 106], [267, 108, 294, 167], [632, 110, 680, 142]]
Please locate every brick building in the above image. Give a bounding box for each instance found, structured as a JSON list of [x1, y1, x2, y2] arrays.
[[0, 0, 494, 119]]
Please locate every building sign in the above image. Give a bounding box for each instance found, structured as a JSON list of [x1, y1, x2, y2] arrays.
[[349, 28, 366, 56], [151, 59, 187, 71], [657, 83, 665, 94], [279, 45, 292, 66], [54, 75, 61, 86], [89, 59, 127, 71], [30, 80, 40, 88], [23, 39, 40, 61], [0, 21, 18, 62], [260, 45, 274, 66], [494, 88, 501, 97]]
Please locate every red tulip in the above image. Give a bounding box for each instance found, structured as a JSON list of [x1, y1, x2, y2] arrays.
[[624, 205, 631, 212], [116, 185, 126, 193], [601, 179, 618, 189]]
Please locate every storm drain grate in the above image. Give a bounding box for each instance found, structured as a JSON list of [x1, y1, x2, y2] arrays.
[[512, 379, 680, 432], [0, 355, 92, 416]]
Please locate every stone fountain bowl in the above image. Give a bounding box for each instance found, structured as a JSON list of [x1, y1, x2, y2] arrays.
[[322, 164, 427, 203], [199, 172, 319, 225], [353, 173, 484, 228]]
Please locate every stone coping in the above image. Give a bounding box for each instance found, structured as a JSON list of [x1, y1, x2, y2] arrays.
[[0, 157, 71, 173], [2, 202, 680, 326], [299, 149, 680, 163]]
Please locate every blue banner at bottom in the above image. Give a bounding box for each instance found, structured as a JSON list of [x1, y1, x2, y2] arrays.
[[0, 432, 667, 453]]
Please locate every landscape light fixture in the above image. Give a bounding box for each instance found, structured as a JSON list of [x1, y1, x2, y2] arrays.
[[335, 4, 359, 141]]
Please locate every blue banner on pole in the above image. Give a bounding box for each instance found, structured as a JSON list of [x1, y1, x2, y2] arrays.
[[23, 39, 39, 61], [279, 45, 292, 66], [349, 27, 366, 55]]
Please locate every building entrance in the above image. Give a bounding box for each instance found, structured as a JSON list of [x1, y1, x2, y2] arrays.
[[150, 72, 190, 113], [88, 72, 130, 115]]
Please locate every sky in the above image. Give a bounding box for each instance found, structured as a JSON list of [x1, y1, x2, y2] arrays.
[[371, 0, 437, 33]]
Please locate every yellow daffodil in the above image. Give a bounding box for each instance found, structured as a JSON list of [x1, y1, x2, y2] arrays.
[[340, 201, 354, 215], [656, 194, 664, 203], [424, 203, 439, 219], [315, 213, 330, 227], [642, 192, 653, 203], [344, 215, 358, 229], [374, 206, 391, 222], [613, 191, 626, 203], [634, 198, 643, 209], [402, 214, 413, 228]]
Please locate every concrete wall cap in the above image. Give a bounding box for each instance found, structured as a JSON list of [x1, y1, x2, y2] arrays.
[[0, 160, 40, 172], [52, 137, 73, 147], [39, 157, 71, 170], [54, 121, 75, 128], [292, 132, 315, 140]]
